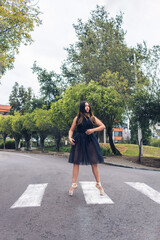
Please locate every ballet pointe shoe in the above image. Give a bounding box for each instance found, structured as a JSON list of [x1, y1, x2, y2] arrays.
[[96, 182, 104, 195], [69, 183, 78, 196]]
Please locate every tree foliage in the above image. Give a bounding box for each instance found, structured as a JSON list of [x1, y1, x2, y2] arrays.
[[33, 109, 52, 152], [0, 0, 42, 76], [51, 80, 125, 155], [10, 113, 23, 150], [128, 86, 160, 161], [129, 87, 156, 127], [62, 5, 148, 91], [0, 115, 12, 149], [129, 116, 151, 146], [137, 43, 160, 89], [32, 61, 63, 108], [9, 82, 34, 114], [21, 113, 36, 150]]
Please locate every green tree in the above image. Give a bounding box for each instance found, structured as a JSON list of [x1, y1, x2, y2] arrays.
[[129, 87, 156, 161], [32, 61, 63, 108], [9, 82, 34, 114], [51, 81, 125, 155], [85, 81, 125, 155], [129, 116, 151, 146], [0, 0, 42, 76], [151, 88, 160, 123], [22, 113, 36, 151], [33, 109, 52, 152], [0, 115, 12, 149], [136, 43, 160, 90], [50, 97, 78, 152], [62, 5, 147, 90], [11, 113, 23, 150], [31, 96, 44, 111]]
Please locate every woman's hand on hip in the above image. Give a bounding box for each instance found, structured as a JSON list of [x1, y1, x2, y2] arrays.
[[69, 137, 75, 145], [85, 129, 94, 135]]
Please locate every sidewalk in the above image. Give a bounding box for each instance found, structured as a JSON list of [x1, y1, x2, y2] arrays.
[[48, 152, 160, 171], [103, 156, 160, 171], [48, 151, 160, 171]]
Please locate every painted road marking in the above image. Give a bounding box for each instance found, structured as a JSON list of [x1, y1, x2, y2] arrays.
[[10, 183, 48, 208], [0, 151, 40, 160], [126, 182, 160, 204], [79, 181, 114, 204]]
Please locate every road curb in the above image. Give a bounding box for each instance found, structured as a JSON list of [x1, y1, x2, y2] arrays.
[[103, 161, 160, 172]]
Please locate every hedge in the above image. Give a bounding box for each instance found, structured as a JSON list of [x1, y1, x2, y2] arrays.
[[0, 140, 15, 149]]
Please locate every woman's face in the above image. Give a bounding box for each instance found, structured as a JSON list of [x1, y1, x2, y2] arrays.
[[85, 102, 90, 113]]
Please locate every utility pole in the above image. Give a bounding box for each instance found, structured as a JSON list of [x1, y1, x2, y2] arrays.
[[134, 53, 143, 160], [0, 54, 2, 78], [104, 128, 106, 143]]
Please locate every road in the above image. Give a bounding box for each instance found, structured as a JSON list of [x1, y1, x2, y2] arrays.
[[0, 151, 160, 240]]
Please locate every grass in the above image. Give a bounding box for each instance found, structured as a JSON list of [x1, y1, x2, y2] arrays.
[[44, 146, 71, 152], [100, 143, 160, 158], [45, 143, 160, 158]]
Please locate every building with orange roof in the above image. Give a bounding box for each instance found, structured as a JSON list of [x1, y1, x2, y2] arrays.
[[0, 105, 12, 116], [113, 122, 131, 143]]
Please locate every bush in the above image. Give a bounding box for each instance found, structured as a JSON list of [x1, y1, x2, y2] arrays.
[[100, 146, 112, 156], [44, 146, 56, 151], [45, 146, 71, 152], [60, 146, 71, 152], [60, 146, 111, 155], [45, 145, 111, 155], [149, 137, 160, 147], [0, 140, 15, 149]]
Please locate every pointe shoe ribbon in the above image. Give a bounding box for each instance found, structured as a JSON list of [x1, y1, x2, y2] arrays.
[[96, 182, 104, 195], [69, 183, 78, 196]]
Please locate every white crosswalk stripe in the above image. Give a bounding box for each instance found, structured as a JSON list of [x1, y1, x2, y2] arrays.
[[10, 183, 48, 208], [79, 181, 114, 204], [125, 182, 160, 204]]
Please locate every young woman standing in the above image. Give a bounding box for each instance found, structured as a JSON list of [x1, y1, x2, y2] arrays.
[[68, 101, 106, 196]]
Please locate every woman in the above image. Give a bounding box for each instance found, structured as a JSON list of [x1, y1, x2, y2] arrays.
[[68, 101, 106, 196]]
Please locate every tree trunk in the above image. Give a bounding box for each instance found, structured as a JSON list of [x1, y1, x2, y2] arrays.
[[2, 134, 7, 150], [15, 138, 20, 151], [24, 134, 31, 151], [107, 126, 122, 156], [26, 138, 30, 151], [56, 137, 61, 152], [138, 139, 143, 163], [40, 136, 45, 152], [36, 135, 39, 147], [137, 123, 143, 163], [4, 138, 6, 150]]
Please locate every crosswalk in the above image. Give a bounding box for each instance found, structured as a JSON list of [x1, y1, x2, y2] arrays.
[[10, 183, 48, 208], [9, 181, 160, 208], [125, 182, 160, 204], [79, 181, 114, 204]]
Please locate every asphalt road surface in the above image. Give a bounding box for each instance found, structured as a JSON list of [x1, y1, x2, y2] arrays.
[[0, 151, 160, 240]]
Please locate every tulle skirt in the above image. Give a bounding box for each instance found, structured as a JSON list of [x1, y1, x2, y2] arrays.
[[68, 132, 104, 165]]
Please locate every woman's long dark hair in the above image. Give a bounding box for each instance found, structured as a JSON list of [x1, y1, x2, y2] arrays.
[[77, 101, 95, 125]]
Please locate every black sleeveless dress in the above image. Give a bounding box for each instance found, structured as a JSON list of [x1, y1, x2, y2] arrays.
[[68, 116, 104, 165]]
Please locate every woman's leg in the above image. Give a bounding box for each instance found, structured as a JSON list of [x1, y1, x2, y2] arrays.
[[91, 164, 104, 192], [69, 164, 79, 193], [72, 164, 79, 183], [91, 164, 100, 182]]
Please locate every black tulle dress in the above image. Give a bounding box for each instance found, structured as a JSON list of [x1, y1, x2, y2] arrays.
[[68, 116, 104, 165]]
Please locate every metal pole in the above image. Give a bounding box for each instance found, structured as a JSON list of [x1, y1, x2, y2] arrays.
[[104, 128, 106, 143], [134, 53, 143, 157]]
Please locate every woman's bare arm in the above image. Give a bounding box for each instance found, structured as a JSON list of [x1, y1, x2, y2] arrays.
[[68, 116, 77, 145], [85, 116, 105, 135]]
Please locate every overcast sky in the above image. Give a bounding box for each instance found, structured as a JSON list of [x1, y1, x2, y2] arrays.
[[1, 0, 160, 104]]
